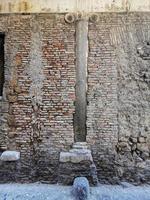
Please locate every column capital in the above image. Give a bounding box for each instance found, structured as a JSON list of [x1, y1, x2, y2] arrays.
[[64, 13, 99, 23]]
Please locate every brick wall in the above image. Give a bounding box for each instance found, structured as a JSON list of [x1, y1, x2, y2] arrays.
[[0, 14, 76, 183], [0, 13, 150, 184]]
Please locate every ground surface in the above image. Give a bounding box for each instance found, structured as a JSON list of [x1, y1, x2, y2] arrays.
[[0, 183, 150, 200]]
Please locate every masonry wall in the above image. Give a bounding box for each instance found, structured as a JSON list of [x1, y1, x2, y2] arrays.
[[87, 13, 150, 184], [0, 13, 150, 184], [87, 14, 118, 183], [0, 14, 76, 183]]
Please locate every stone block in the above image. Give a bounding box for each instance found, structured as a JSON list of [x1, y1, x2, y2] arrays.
[[7, 95, 17, 103], [60, 151, 93, 164], [69, 149, 91, 154], [60, 152, 71, 163], [72, 177, 90, 200], [0, 151, 20, 161], [7, 115, 16, 127], [138, 137, 146, 143], [120, 181, 134, 188], [59, 143, 98, 185], [131, 144, 137, 151], [130, 137, 138, 143], [137, 144, 149, 153], [70, 153, 93, 164]]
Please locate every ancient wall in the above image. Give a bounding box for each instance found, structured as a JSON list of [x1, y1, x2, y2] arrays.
[[115, 13, 150, 183], [87, 13, 150, 184], [87, 14, 118, 183], [0, 14, 75, 182], [0, 13, 150, 184]]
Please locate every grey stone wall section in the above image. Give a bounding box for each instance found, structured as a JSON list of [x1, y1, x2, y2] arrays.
[[74, 20, 88, 142], [87, 13, 150, 184], [110, 14, 150, 183]]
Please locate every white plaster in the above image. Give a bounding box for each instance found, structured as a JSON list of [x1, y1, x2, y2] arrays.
[[0, 0, 149, 13]]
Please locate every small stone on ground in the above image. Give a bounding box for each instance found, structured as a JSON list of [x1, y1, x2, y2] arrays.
[[72, 177, 90, 200]]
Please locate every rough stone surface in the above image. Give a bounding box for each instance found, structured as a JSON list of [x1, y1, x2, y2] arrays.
[[86, 12, 150, 184], [72, 177, 90, 200], [0, 151, 20, 161], [0, 161, 20, 183]]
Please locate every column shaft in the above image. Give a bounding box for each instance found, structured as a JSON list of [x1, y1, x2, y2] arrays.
[[74, 20, 88, 142]]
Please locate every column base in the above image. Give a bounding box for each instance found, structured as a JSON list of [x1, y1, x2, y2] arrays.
[[58, 142, 98, 186]]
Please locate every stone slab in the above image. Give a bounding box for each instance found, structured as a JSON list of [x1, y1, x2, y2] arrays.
[[0, 151, 20, 161], [60, 151, 93, 164], [69, 149, 91, 154]]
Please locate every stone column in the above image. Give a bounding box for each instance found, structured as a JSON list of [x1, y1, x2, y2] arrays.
[[74, 19, 88, 142]]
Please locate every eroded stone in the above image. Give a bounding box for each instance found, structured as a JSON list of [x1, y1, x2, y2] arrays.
[[72, 177, 90, 200]]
